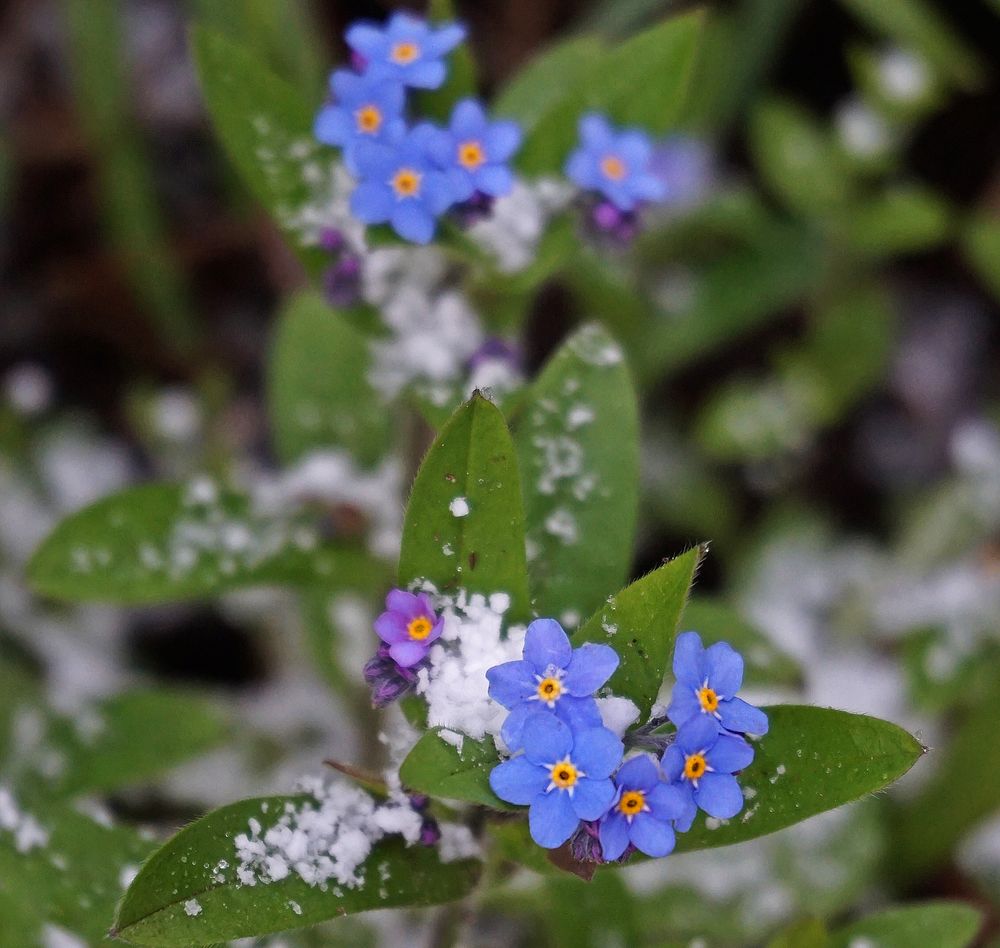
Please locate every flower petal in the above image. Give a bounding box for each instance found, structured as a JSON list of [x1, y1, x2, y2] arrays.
[[599, 812, 630, 861], [345, 22, 387, 57], [706, 734, 755, 774], [350, 182, 394, 224], [489, 756, 548, 805], [666, 686, 701, 728], [314, 106, 352, 146], [555, 696, 603, 734], [705, 642, 743, 696], [450, 98, 485, 138], [386, 589, 421, 618], [373, 611, 408, 644], [661, 745, 684, 783], [523, 618, 572, 672], [693, 772, 744, 819], [630, 812, 676, 858], [500, 703, 533, 752], [718, 697, 769, 736], [672, 630, 704, 687], [675, 713, 719, 755], [391, 202, 436, 244], [521, 711, 572, 766], [388, 639, 427, 668], [486, 660, 536, 708], [579, 113, 613, 149], [484, 121, 522, 161], [474, 164, 514, 198], [673, 789, 698, 832], [529, 789, 579, 848], [565, 150, 597, 190], [570, 777, 615, 821], [404, 60, 447, 90], [563, 643, 619, 696], [646, 782, 691, 822], [425, 22, 467, 56], [571, 727, 623, 780], [615, 754, 659, 791]]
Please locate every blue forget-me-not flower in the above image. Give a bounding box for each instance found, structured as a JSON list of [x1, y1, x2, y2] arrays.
[[349, 127, 457, 243], [426, 99, 522, 202], [314, 69, 406, 171], [662, 714, 755, 820], [346, 13, 466, 89], [667, 630, 769, 735], [490, 711, 623, 848], [565, 113, 666, 212], [598, 753, 694, 861], [486, 618, 618, 751]]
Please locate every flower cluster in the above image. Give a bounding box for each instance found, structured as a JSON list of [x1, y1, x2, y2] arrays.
[[314, 13, 522, 244], [486, 623, 768, 863], [316, 15, 686, 246]]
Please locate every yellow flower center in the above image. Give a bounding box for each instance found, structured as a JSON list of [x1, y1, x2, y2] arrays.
[[458, 140, 486, 170], [600, 154, 627, 181], [406, 616, 433, 640], [355, 104, 383, 134], [698, 686, 719, 713], [391, 167, 422, 198], [390, 41, 420, 64], [684, 752, 708, 781], [617, 789, 646, 819], [536, 676, 563, 705], [549, 759, 579, 790]]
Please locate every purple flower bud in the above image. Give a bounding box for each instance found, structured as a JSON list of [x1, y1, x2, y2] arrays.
[[319, 227, 347, 253], [323, 254, 363, 308], [350, 50, 369, 73], [569, 820, 605, 864], [467, 337, 522, 374], [408, 793, 430, 812], [451, 190, 496, 227], [419, 816, 442, 847], [362, 641, 428, 708], [586, 199, 640, 245]]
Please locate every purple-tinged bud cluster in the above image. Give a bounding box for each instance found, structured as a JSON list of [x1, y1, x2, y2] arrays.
[[318, 228, 363, 308]]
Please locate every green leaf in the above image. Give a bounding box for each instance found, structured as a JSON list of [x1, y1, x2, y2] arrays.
[[749, 99, 855, 217], [842, 185, 952, 259], [417, 0, 476, 121], [573, 546, 704, 720], [767, 917, 829, 948], [191, 26, 328, 276], [839, 0, 983, 90], [671, 705, 924, 853], [0, 795, 156, 941], [114, 795, 480, 946], [963, 212, 1000, 305], [268, 291, 391, 466], [830, 902, 982, 948], [514, 324, 639, 625], [398, 394, 530, 621], [15, 690, 227, 801], [513, 13, 703, 175], [28, 481, 373, 604], [399, 731, 512, 810], [679, 599, 801, 688]]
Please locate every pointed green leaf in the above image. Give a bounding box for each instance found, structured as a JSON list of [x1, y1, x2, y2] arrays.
[[399, 731, 512, 810], [831, 902, 982, 948], [268, 291, 390, 466], [515, 324, 639, 624], [191, 26, 328, 276], [114, 795, 480, 946], [766, 917, 829, 948], [399, 394, 530, 620], [27, 481, 373, 604], [672, 705, 924, 852], [573, 546, 704, 720]]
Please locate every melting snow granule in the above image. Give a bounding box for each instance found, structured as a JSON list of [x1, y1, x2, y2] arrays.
[[449, 497, 470, 517], [183, 899, 202, 917]]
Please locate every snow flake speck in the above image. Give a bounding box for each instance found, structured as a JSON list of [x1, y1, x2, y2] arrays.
[[449, 497, 470, 518], [183, 899, 202, 917]]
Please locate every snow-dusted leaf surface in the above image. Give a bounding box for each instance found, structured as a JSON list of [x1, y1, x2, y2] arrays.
[[670, 706, 924, 853], [514, 323, 639, 626], [399, 394, 531, 621], [268, 291, 391, 467], [28, 481, 373, 603], [0, 791, 156, 942], [573, 545, 703, 719], [114, 792, 481, 947]]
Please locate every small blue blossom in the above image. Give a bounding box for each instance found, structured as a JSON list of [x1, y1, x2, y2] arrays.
[[489, 711, 623, 848], [314, 69, 406, 170], [667, 631, 769, 736], [661, 714, 755, 820], [426, 99, 522, 203], [346, 13, 466, 90], [349, 127, 457, 244], [486, 618, 618, 752], [598, 754, 693, 861], [565, 114, 666, 212]]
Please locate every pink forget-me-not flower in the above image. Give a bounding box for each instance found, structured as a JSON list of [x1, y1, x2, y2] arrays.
[[373, 588, 444, 668]]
